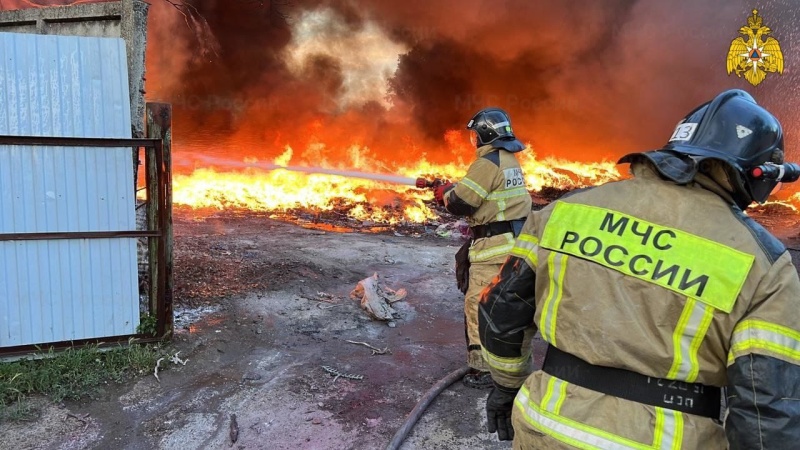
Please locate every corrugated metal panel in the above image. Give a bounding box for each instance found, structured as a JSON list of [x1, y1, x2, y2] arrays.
[[0, 32, 138, 347]]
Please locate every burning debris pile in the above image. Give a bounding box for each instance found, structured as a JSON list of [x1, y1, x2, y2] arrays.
[[171, 181, 578, 235], [165, 147, 619, 231]]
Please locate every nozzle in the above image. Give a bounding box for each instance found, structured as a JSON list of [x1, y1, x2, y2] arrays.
[[415, 177, 448, 189], [750, 163, 800, 183]]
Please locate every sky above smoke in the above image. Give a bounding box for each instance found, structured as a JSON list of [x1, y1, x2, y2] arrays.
[[3, 0, 800, 166]]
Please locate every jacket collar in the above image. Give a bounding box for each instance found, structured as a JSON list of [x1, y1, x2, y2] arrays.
[[476, 144, 498, 158], [632, 161, 737, 206]]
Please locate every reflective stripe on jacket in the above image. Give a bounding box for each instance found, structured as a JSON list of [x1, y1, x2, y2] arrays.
[[479, 161, 800, 449]]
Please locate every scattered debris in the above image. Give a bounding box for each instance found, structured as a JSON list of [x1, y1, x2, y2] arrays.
[[169, 351, 189, 365], [174, 305, 222, 330], [317, 302, 341, 310], [346, 340, 391, 355], [154, 352, 189, 382], [322, 365, 364, 382], [316, 291, 337, 302], [434, 219, 470, 240], [300, 291, 338, 304], [349, 273, 407, 322], [154, 357, 165, 382], [65, 413, 91, 431], [229, 413, 239, 445], [299, 291, 345, 309]]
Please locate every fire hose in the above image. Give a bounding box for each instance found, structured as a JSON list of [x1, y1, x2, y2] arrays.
[[385, 177, 465, 450], [385, 365, 470, 450]]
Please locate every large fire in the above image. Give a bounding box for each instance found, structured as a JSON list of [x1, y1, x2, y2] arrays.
[[165, 144, 622, 225], [163, 144, 800, 227], [6, 0, 800, 227], [140, 0, 799, 226]]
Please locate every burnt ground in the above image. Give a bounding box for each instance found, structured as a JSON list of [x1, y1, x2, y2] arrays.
[[3, 202, 800, 450]]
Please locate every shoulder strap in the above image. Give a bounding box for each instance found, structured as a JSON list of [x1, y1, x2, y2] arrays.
[[481, 150, 500, 167]]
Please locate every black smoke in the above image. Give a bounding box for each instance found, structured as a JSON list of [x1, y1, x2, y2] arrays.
[[142, 0, 800, 163]]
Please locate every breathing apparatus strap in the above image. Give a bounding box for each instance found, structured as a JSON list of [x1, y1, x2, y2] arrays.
[[542, 346, 722, 419]]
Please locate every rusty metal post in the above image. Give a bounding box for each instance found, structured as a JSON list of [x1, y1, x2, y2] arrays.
[[146, 102, 173, 338]]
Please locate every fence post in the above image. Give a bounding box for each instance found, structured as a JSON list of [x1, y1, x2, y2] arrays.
[[146, 102, 173, 337]]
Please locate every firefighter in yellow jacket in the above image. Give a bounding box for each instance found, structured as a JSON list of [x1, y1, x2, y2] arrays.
[[434, 107, 532, 388], [479, 89, 800, 448]]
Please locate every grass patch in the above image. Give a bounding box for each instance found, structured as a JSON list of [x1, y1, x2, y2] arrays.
[[0, 339, 167, 421]]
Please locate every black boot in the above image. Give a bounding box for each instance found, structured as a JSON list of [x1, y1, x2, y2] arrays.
[[462, 369, 493, 389]]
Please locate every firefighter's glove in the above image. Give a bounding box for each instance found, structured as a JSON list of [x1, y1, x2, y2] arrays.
[[433, 182, 453, 205], [486, 381, 519, 441]]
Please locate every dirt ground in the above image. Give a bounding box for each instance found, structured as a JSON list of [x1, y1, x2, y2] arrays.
[[2, 207, 520, 450], [2, 202, 800, 450]]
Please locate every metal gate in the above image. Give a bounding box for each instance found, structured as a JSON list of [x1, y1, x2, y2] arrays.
[[0, 32, 172, 356]]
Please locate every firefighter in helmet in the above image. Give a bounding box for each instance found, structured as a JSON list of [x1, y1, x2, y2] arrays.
[[479, 89, 800, 448], [434, 107, 533, 388]]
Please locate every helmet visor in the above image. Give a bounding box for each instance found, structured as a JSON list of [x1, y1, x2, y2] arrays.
[[469, 130, 478, 147]]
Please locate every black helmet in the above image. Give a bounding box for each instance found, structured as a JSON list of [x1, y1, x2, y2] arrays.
[[466, 107, 525, 153], [620, 89, 786, 209]]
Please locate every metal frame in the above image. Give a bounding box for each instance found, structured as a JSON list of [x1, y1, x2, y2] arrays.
[[0, 135, 172, 357]]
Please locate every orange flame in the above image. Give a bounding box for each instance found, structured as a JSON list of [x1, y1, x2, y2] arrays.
[[161, 142, 623, 224], [148, 142, 800, 227]]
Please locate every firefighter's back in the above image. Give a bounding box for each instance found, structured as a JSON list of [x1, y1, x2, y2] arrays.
[[516, 163, 780, 449]]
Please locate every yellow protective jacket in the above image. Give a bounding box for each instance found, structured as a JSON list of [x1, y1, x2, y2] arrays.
[[442, 144, 532, 263], [479, 161, 800, 449], [443, 143, 532, 370]]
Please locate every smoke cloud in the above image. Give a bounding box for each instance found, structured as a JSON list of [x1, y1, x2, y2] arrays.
[[3, 0, 799, 167]]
